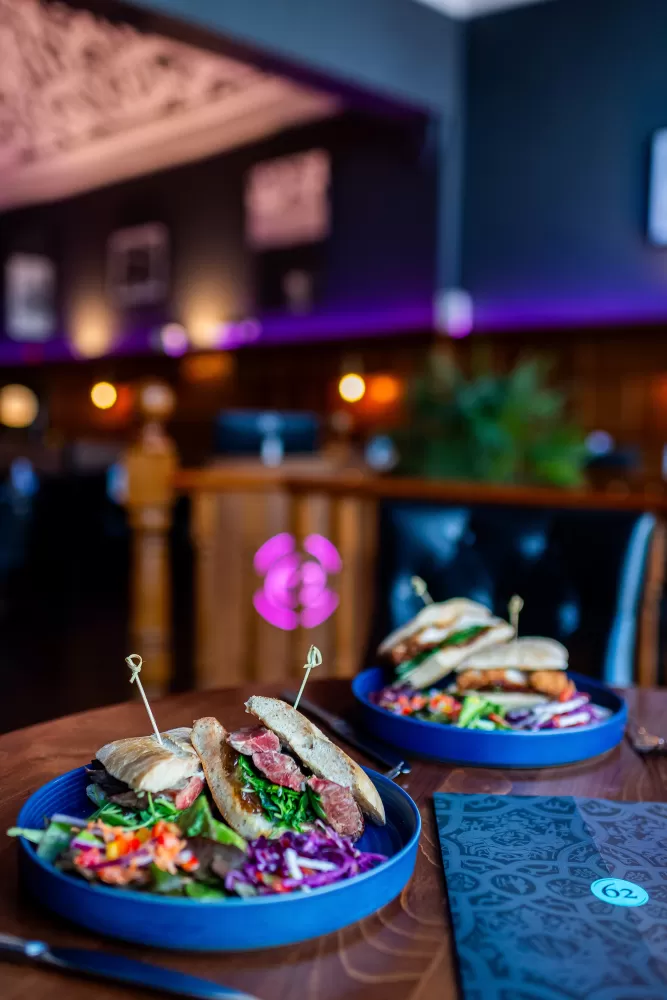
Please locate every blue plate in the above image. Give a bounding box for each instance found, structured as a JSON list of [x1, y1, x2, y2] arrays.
[[16, 766, 420, 951], [353, 668, 627, 768]]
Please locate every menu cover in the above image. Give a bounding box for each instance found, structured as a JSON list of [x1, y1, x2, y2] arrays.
[[434, 793, 667, 1000]]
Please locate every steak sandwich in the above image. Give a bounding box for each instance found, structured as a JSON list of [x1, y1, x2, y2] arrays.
[[191, 698, 385, 842], [88, 728, 205, 812], [379, 598, 514, 690], [450, 636, 573, 707]]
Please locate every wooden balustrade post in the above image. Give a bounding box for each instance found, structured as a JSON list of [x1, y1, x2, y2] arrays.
[[124, 415, 177, 697]]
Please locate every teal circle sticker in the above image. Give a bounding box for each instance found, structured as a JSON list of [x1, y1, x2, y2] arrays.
[[590, 878, 649, 907]]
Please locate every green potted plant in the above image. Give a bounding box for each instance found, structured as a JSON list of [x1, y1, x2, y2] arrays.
[[391, 351, 587, 487]]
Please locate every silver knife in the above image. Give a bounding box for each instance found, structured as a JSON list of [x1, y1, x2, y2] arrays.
[[282, 691, 411, 775], [0, 933, 259, 999]]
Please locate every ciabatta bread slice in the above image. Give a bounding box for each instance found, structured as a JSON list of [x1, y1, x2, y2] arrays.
[[244, 696, 386, 826], [191, 717, 274, 841], [95, 728, 201, 794]]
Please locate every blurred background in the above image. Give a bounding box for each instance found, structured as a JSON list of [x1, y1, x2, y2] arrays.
[[1, 0, 667, 732]]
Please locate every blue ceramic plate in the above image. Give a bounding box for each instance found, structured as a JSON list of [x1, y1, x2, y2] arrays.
[[15, 766, 419, 951], [353, 668, 627, 768]]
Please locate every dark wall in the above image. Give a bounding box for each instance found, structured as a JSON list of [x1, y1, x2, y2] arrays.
[[0, 113, 437, 345], [123, 0, 464, 290], [463, 0, 667, 329]]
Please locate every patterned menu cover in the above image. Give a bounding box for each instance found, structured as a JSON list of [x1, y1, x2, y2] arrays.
[[434, 794, 667, 1000]]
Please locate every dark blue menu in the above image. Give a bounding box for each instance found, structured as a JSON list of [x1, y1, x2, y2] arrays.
[[434, 794, 667, 1000]]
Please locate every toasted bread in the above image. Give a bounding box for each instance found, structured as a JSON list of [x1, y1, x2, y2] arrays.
[[96, 728, 201, 794], [244, 696, 386, 826], [456, 636, 568, 672], [191, 717, 274, 841]]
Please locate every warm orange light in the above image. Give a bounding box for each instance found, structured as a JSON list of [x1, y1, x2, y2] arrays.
[[338, 373, 366, 403], [181, 352, 234, 383], [367, 374, 402, 406], [91, 381, 117, 410], [0, 385, 39, 428]]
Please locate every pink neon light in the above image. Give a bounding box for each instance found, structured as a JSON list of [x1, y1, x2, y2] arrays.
[[253, 533, 341, 631]]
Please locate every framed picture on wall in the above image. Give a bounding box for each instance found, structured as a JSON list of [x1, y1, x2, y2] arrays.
[[107, 223, 169, 307], [245, 149, 331, 250], [5, 253, 57, 341], [648, 129, 667, 245]]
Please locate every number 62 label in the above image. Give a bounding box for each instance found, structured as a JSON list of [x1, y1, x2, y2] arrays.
[[590, 878, 649, 907]]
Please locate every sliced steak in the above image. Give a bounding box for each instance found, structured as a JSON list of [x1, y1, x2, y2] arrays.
[[227, 726, 280, 755], [308, 777, 364, 840], [173, 775, 205, 810], [252, 750, 305, 791]]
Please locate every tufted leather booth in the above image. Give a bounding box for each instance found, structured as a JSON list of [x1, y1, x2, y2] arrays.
[[366, 500, 657, 685]]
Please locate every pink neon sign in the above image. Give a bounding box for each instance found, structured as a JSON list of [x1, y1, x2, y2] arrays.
[[253, 533, 341, 630]]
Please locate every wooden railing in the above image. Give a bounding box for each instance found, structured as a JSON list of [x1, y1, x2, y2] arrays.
[[125, 427, 667, 694]]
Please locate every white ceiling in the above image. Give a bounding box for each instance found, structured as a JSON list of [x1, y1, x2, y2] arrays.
[[414, 0, 552, 18], [0, 0, 339, 211]]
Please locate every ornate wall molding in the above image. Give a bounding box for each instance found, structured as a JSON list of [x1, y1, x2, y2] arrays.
[[0, 0, 339, 210]]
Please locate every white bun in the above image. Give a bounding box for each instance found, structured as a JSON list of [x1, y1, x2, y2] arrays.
[[456, 636, 568, 673], [378, 598, 494, 656]]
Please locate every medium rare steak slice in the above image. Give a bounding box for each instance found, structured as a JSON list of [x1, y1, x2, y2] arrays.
[[172, 774, 205, 810], [252, 750, 305, 791], [308, 777, 364, 840], [227, 726, 280, 754]]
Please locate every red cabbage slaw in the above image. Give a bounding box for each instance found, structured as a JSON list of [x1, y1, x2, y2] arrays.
[[226, 823, 387, 896]]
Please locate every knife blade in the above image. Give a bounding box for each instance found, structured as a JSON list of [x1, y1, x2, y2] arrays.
[[0, 934, 258, 999], [281, 691, 411, 774]]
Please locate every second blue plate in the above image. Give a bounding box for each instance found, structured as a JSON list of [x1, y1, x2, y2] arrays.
[[16, 766, 420, 951], [353, 667, 627, 768]]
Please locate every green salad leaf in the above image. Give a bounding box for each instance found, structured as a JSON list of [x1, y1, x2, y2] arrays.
[[237, 754, 320, 831], [177, 795, 247, 852], [185, 882, 226, 901], [7, 827, 43, 844]]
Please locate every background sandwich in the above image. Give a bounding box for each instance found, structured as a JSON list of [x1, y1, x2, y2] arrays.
[[378, 598, 514, 690], [192, 698, 385, 842], [450, 636, 573, 707]]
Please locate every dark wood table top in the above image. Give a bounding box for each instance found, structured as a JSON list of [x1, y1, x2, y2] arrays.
[[0, 679, 663, 1000]]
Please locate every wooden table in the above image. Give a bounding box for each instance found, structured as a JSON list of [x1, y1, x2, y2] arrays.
[[0, 680, 663, 1000]]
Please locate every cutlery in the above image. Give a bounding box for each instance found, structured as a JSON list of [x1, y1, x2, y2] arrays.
[[282, 690, 411, 775], [0, 933, 259, 999], [625, 720, 667, 756]]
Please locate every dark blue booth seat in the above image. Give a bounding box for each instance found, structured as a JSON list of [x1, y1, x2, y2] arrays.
[[367, 501, 657, 685]]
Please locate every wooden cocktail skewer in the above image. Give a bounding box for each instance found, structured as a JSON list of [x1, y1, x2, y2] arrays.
[[411, 576, 433, 605], [508, 594, 524, 636], [508, 595, 524, 669], [293, 645, 323, 711], [126, 653, 163, 747]]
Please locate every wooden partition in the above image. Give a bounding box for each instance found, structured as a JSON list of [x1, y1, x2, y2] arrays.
[[125, 436, 667, 694]]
